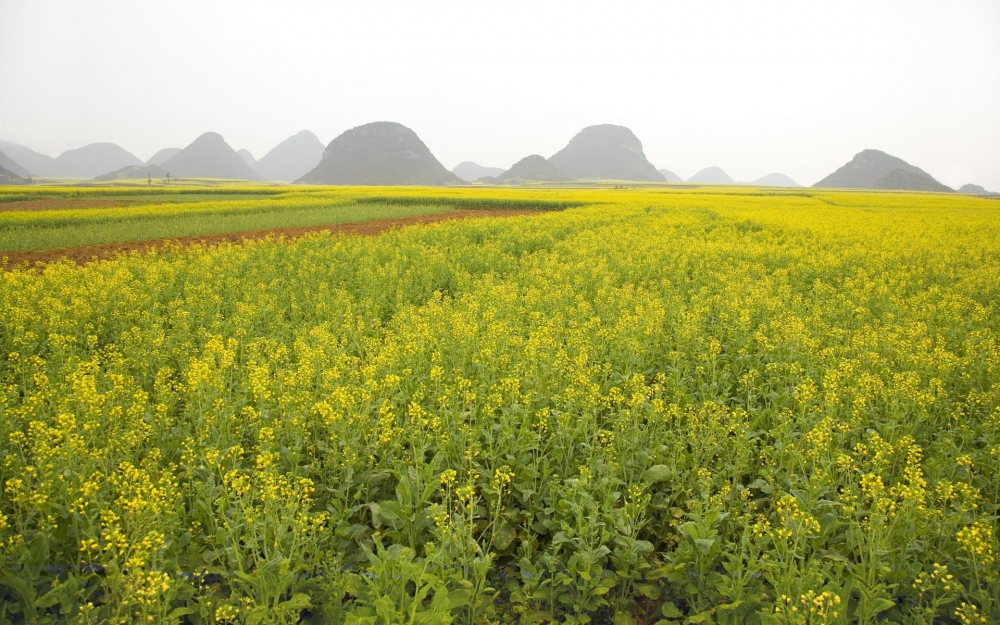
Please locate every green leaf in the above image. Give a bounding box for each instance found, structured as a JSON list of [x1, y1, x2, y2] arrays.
[[368, 502, 382, 528], [448, 589, 471, 609], [716, 600, 744, 612], [694, 538, 716, 555], [281, 593, 312, 611], [378, 500, 403, 522], [637, 583, 660, 599], [661, 602, 683, 618], [821, 550, 850, 562], [169, 607, 197, 619], [869, 597, 897, 615], [614, 612, 637, 625], [643, 465, 672, 484], [685, 612, 712, 624], [493, 520, 517, 550]]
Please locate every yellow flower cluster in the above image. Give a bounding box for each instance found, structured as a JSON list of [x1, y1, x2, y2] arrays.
[[956, 520, 996, 566]]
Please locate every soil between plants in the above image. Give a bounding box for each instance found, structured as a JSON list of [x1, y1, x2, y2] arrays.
[[1, 209, 533, 269]]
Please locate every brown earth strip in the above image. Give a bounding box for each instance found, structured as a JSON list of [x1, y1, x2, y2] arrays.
[[1, 209, 534, 269], [0, 198, 143, 212]]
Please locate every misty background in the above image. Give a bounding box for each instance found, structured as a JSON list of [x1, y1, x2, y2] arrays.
[[1, 0, 998, 189]]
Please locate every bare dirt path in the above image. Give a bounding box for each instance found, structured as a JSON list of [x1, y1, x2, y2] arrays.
[[1, 209, 533, 269]]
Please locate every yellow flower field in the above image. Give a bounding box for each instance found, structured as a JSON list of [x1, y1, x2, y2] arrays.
[[0, 186, 998, 624]]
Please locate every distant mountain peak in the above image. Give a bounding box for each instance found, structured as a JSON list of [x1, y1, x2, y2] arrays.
[[147, 148, 181, 166], [490, 155, 572, 184], [297, 121, 461, 186], [159, 132, 262, 181], [814, 149, 951, 191], [0, 149, 34, 178], [658, 169, 682, 183], [452, 161, 505, 182], [257, 130, 325, 181], [752, 173, 800, 187], [0, 162, 31, 185], [48, 143, 143, 178], [958, 183, 996, 195], [549, 124, 665, 182], [237, 149, 260, 174], [0, 140, 54, 176], [688, 167, 734, 184], [93, 164, 168, 182]]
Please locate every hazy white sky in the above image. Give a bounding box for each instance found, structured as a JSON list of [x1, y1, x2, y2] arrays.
[[1, 0, 998, 188]]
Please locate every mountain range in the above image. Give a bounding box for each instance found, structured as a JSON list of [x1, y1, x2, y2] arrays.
[[0, 129, 985, 192]]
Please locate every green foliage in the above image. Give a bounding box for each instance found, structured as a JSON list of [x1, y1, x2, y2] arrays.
[[0, 186, 998, 623]]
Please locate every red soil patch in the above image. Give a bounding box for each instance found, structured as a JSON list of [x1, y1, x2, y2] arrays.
[[0, 198, 143, 213], [1, 209, 533, 270]]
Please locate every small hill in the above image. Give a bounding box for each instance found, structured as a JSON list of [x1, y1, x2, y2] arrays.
[[237, 149, 261, 174], [872, 168, 952, 192], [658, 169, 682, 183], [452, 161, 505, 182], [47, 143, 143, 178], [959, 183, 989, 195], [0, 140, 54, 176], [0, 150, 34, 178], [0, 163, 31, 185], [160, 132, 263, 181], [257, 130, 325, 182], [752, 173, 800, 187], [688, 167, 734, 184], [489, 155, 573, 184], [146, 148, 181, 165], [549, 124, 665, 182], [297, 122, 461, 186], [813, 149, 948, 191], [93, 164, 168, 182]]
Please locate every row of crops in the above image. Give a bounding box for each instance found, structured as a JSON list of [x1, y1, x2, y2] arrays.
[[0, 187, 998, 623]]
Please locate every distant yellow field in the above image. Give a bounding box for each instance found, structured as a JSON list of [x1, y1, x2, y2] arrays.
[[0, 185, 997, 623]]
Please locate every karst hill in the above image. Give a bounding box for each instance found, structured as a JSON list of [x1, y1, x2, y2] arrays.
[[93, 164, 168, 182], [257, 131, 325, 182], [47, 143, 143, 178], [814, 149, 951, 192], [452, 161, 505, 182], [688, 167, 734, 184], [297, 122, 461, 186], [488, 155, 572, 184], [548, 124, 665, 182], [146, 148, 181, 166], [159, 132, 263, 181]]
